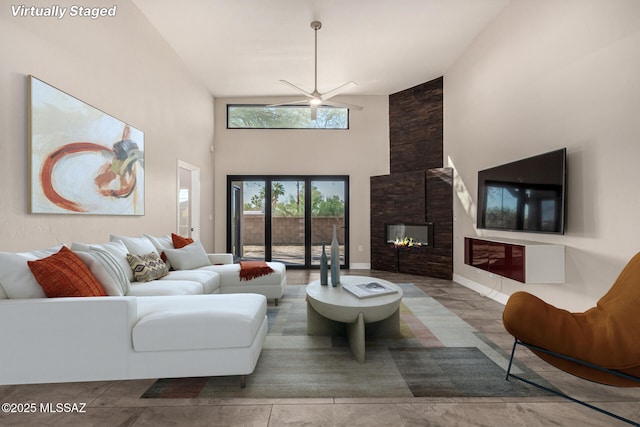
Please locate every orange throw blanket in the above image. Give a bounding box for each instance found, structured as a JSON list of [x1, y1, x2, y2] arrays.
[[239, 261, 274, 281]]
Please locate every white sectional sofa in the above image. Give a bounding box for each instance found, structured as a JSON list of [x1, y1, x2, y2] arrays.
[[0, 294, 267, 387], [0, 234, 287, 386], [108, 234, 287, 305]]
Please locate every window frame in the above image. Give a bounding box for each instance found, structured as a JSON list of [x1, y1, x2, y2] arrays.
[[226, 174, 350, 269], [226, 104, 350, 130]]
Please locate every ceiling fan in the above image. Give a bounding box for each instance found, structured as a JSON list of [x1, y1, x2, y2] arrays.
[[270, 21, 363, 120]]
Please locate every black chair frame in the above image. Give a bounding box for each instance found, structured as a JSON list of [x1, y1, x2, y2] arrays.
[[506, 338, 640, 427]]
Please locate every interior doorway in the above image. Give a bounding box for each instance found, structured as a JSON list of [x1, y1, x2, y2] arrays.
[[177, 160, 200, 240]]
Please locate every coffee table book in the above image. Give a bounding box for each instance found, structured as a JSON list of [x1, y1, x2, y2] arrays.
[[342, 282, 398, 299]]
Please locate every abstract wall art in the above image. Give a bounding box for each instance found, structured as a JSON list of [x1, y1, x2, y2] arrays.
[[29, 76, 144, 215]]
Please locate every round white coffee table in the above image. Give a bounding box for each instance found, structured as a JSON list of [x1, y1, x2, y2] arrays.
[[306, 275, 403, 363]]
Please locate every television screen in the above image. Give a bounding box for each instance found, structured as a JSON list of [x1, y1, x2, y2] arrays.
[[477, 148, 566, 234]]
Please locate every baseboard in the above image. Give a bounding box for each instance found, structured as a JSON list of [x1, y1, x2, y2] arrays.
[[453, 273, 509, 305], [349, 263, 371, 270], [345, 266, 509, 304]]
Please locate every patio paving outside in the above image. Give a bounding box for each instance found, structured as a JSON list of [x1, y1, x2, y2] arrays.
[[242, 245, 345, 265]]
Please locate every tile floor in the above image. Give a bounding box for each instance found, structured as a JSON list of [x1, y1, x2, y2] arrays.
[[1, 269, 639, 426]]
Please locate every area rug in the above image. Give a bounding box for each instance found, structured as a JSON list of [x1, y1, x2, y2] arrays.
[[142, 284, 554, 399]]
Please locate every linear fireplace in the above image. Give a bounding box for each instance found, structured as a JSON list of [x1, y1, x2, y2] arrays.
[[385, 223, 433, 246]]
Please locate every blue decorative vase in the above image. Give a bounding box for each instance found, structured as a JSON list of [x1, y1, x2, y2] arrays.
[[330, 225, 340, 286], [320, 242, 328, 285]]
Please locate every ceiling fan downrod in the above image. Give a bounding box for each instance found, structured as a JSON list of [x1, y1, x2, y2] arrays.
[[311, 21, 322, 102]]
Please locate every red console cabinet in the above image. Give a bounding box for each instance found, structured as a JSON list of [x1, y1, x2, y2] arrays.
[[464, 237, 564, 284]]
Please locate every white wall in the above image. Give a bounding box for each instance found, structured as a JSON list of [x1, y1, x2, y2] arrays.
[[213, 96, 389, 266], [446, 0, 640, 311], [0, 1, 216, 251]]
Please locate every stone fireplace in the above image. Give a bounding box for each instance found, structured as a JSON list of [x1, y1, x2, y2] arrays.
[[370, 77, 453, 279]]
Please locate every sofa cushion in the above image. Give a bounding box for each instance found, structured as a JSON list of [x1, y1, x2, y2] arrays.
[[126, 252, 169, 282], [163, 241, 211, 270], [160, 270, 220, 294], [27, 246, 107, 298], [0, 245, 63, 299], [111, 235, 158, 256], [208, 253, 234, 265], [127, 280, 204, 296], [75, 251, 125, 296], [133, 294, 267, 351], [171, 233, 194, 249]]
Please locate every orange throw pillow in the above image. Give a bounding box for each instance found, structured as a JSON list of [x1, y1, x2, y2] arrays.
[[28, 246, 107, 297], [171, 233, 194, 249]]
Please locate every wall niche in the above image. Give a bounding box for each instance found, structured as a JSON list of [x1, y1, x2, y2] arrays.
[[370, 77, 453, 279]]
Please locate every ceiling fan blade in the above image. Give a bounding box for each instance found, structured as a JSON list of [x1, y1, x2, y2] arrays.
[[321, 81, 357, 101], [279, 80, 314, 98], [276, 22, 361, 117], [267, 100, 309, 107], [322, 99, 364, 111]]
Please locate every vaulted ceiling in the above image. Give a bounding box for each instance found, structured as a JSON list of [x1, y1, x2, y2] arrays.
[[134, 0, 508, 98]]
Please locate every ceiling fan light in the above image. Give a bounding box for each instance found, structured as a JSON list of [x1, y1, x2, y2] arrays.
[[310, 97, 322, 106]]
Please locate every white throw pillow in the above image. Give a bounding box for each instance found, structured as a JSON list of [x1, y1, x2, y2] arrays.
[[163, 241, 211, 270], [74, 251, 124, 296], [91, 247, 131, 294], [144, 234, 174, 251], [74, 247, 130, 295], [110, 234, 158, 256], [70, 242, 91, 252], [0, 245, 64, 299], [88, 240, 133, 282]]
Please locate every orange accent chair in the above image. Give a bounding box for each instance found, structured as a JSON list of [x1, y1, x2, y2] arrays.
[[503, 253, 640, 425], [503, 252, 640, 387]]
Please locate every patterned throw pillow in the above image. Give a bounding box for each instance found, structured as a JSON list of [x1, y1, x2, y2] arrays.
[[27, 246, 107, 297], [126, 252, 169, 282]]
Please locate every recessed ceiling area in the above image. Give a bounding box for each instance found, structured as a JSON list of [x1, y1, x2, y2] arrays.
[[133, 0, 509, 98]]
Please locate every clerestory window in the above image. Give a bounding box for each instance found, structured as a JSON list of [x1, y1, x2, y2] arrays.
[[227, 104, 349, 129]]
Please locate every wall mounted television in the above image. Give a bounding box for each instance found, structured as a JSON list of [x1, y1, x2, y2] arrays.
[[477, 148, 567, 234]]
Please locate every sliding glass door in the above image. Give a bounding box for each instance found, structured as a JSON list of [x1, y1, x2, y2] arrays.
[[229, 179, 266, 261], [227, 175, 348, 268], [310, 179, 346, 266], [271, 179, 305, 265]]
